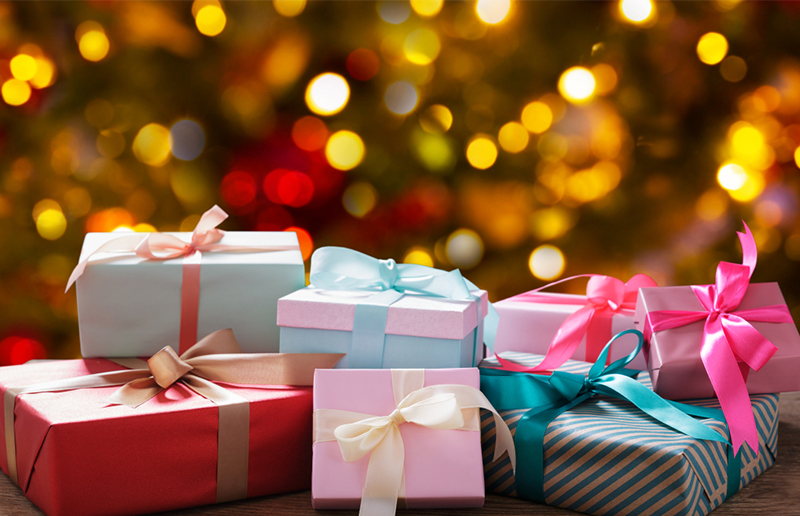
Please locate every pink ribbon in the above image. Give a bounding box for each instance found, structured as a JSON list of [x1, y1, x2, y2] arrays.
[[505, 273, 657, 372], [66, 206, 298, 354], [643, 223, 793, 456]]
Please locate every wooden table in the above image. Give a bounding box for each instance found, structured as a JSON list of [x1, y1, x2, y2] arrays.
[[2, 392, 798, 516]]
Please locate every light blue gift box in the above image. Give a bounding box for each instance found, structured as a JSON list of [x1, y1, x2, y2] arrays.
[[277, 286, 489, 368]]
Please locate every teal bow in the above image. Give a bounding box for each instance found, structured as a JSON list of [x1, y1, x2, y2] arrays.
[[310, 247, 499, 367], [480, 329, 742, 504]]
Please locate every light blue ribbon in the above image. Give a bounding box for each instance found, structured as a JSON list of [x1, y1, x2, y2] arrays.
[[310, 247, 499, 367]]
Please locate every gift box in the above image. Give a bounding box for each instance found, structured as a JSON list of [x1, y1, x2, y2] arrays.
[[312, 367, 514, 512], [279, 286, 488, 368], [493, 274, 656, 371], [71, 206, 305, 357], [479, 349, 779, 516], [278, 247, 492, 368], [0, 330, 341, 516]]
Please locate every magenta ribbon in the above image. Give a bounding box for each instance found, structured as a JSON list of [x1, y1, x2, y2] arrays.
[[508, 273, 657, 371], [66, 206, 297, 354], [643, 223, 793, 456]]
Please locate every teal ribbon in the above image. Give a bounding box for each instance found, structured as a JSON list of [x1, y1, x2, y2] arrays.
[[310, 247, 499, 367], [480, 329, 742, 504]]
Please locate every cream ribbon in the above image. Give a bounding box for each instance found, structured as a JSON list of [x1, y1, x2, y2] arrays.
[[4, 329, 343, 502], [313, 369, 516, 516]]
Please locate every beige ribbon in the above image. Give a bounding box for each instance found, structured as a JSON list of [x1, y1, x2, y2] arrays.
[[4, 329, 343, 502], [313, 369, 516, 516]]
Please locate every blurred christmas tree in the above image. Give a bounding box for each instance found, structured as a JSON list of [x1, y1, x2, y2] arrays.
[[1, 0, 799, 362]]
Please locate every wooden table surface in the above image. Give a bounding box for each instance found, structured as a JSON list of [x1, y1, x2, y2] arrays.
[[2, 392, 798, 516]]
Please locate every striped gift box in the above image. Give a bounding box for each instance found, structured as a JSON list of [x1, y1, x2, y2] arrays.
[[480, 351, 778, 516]]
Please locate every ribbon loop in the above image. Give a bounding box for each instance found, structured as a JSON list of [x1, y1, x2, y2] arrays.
[[147, 346, 193, 388]]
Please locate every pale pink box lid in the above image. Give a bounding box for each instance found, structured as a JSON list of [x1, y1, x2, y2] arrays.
[[311, 368, 485, 509], [277, 287, 489, 340], [634, 282, 800, 400]]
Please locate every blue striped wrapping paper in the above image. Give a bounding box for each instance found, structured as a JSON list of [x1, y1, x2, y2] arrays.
[[480, 351, 779, 516]]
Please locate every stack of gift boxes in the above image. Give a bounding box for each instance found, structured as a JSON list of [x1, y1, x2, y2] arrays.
[[1, 206, 798, 516]]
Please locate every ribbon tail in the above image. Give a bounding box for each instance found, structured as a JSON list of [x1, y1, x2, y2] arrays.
[[359, 424, 404, 516], [533, 305, 596, 371], [104, 377, 164, 408]]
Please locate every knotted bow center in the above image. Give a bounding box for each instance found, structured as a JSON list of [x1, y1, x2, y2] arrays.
[[388, 408, 406, 426], [377, 258, 400, 290], [147, 346, 194, 388], [586, 275, 626, 312]]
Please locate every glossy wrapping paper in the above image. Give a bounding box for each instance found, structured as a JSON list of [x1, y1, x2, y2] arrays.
[[634, 283, 800, 400], [0, 359, 315, 516], [311, 368, 486, 509], [480, 352, 778, 516]]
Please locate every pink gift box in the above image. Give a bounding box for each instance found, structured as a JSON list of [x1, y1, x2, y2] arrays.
[[311, 368, 485, 509], [494, 295, 647, 370], [634, 283, 800, 400]]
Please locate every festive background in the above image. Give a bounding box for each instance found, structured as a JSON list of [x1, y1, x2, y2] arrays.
[[1, 0, 799, 363]]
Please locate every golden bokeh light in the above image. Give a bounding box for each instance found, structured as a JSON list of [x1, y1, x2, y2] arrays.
[[404, 247, 435, 267], [385, 81, 419, 115], [133, 123, 172, 167], [720, 55, 747, 82], [77, 25, 110, 62], [33, 199, 62, 222], [36, 209, 68, 241], [466, 136, 498, 169], [191, 0, 221, 17], [10, 54, 37, 81], [529, 244, 566, 281], [326, 130, 365, 170], [195, 5, 227, 37], [795, 146, 800, 168], [753, 86, 781, 113], [410, 0, 444, 17], [342, 181, 378, 218], [133, 223, 157, 232], [305, 73, 350, 116], [729, 123, 773, 170], [262, 34, 310, 88], [530, 207, 575, 241], [420, 104, 453, 133], [2, 79, 31, 106], [476, 0, 511, 25], [695, 189, 729, 221], [403, 29, 441, 65], [717, 163, 748, 191], [498, 122, 529, 153], [591, 63, 618, 95], [446, 229, 484, 269], [30, 57, 56, 89], [619, 0, 655, 24], [63, 187, 92, 218], [412, 130, 456, 173], [521, 101, 553, 134], [697, 32, 728, 65], [728, 170, 765, 202], [558, 67, 596, 104], [273, 0, 306, 17]]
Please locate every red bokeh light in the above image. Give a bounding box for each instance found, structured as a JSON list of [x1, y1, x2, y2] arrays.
[[264, 169, 314, 207], [0, 336, 46, 366], [346, 48, 380, 81], [221, 171, 258, 207], [285, 226, 313, 261], [292, 116, 328, 152]]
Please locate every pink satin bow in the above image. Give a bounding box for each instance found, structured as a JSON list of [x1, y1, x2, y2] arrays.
[[505, 273, 657, 372], [66, 205, 297, 354], [644, 222, 793, 456]]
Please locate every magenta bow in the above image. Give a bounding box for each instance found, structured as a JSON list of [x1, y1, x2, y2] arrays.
[[644, 222, 793, 456], [509, 273, 657, 371]]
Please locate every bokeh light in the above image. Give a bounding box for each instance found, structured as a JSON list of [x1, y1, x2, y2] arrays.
[[717, 163, 748, 191], [10, 54, 37, 81], [36, 209, 68, 240], [0, 336, 46, 366], [2, 79, 31, 106], [378, 1, 411, 24], [446, 229, 484, 269], [529, 244, 566, 280], [720, 56, 747, 82], [305, 73, 350, 116], [558, 67, 596, 104], [285, 226, 313, 260], [292, 116, 329, 151], [326, 130, 366, 170], [466, 136, 498, 169], [221, 171, 258, 206], [404, 247, 435, 267], [697, 32, 728, 65], [795, 146, 800, 168], [133, 123, 172, 167], [76, 21, 110, 62], [521, 101, 553, 134], [403, 29, 441, 65], [498, 122, 529, 153], [342, 181, 378, 218], [171, 166, 211, 204], [412, 130, 456, 173], [476, 0, 511, 25], [195, 5, 227, 37], [271, 170, 315, 207], [385, 81, 419, 115], [346, 48, 380, 81], [695, 189, 729, 221], [86, 208, 136, 232], [30, 57, 56, 89], [591, 64, 619, 95], [410, 0, 444, 17], [169, 120, 206, 161], [273, 0, 306, 17], [420, 105, 453, 134], [619, 0, 655, 24]]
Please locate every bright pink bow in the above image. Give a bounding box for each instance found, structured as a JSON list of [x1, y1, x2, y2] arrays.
[[507, 273, 657, 371], [66, 205, 296, 353], [644, 222, 793, 456]]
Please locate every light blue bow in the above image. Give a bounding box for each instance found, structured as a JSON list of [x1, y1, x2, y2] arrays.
[[310, 247, 499, 367]]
